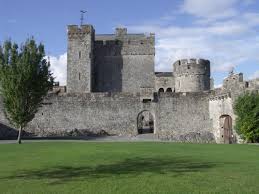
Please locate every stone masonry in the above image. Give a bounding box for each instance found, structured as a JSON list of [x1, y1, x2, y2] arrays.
[[0, 24, 258, 143]]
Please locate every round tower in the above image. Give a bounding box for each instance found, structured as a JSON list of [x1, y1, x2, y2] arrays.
[[173, 59, 210, 92]]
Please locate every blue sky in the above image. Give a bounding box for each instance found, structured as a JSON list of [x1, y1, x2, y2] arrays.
[[0, 0, 259, 86]]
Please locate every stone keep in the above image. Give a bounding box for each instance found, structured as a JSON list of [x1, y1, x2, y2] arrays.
[[93, 28, 155, 93], [67, 25, 155, 93]]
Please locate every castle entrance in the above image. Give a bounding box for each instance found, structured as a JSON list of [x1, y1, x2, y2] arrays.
[[137, 111, 154, 134], [219, 115, 233, 144]]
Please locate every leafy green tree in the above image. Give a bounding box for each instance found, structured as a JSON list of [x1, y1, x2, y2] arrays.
[[0, 39, 53, 144], [234, 93, 259, 143]]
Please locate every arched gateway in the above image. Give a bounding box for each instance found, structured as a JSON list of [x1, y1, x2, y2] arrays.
[[158, 88, 164, 93], [219, 115, 233, 144], [137, 111, 154, 134]]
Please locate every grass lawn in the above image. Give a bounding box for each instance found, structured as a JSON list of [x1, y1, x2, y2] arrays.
[[0, 142, 258, 194]]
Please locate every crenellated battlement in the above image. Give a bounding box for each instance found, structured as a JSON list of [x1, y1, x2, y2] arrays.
[[173, 58, 210, 70], [209, 92, 231, 101], [173, 58, 210, 76], [175, 58, 209, 65], [94, 28, 155, 56], [95, 27, 155, 46], [67, 25, 95, 40], [115, 27, 127, 36]]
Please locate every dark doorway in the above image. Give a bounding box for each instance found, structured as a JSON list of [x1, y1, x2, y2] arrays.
[[166, 88, 172, 92], [220, 115, 233, 144], [137, 111, 154, 134], [158, 88, 164, 93]]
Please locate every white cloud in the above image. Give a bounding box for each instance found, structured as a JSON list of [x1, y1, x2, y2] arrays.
[[207, 21, 248, 35], [215, 84, 223, 88], [48, 53, 67, 86], [249, 71, 259, 79], [243, 13, 259, 27], [212, 63, 237, 72], [129, 19, 259, 73], [181, 0, 238, 20], [128, 0, 259, 75]]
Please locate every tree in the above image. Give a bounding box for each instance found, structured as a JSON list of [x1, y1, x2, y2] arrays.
[[0, 39, 53, 144], [234, 92, 259, 143]]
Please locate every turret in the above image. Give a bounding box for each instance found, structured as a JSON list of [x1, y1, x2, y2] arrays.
[[67, 25, 95, 93], [173, 59, 211, 92]]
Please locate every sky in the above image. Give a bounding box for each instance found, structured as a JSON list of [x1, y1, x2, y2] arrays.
[[0, 0, 259, 87]]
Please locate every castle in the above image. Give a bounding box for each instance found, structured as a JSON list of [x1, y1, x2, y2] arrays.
[[0, 24, 258, 143]]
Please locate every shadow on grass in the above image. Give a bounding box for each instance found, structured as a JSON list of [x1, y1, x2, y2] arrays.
[[3, 157, 221, 184]]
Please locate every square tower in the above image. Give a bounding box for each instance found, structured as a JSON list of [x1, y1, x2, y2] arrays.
[[67, 25, 95, 93]]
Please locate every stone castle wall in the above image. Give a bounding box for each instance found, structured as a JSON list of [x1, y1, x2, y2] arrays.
[[221, 73, 259, 101], [208, 74, 259, 144], [24, 93, 142, 137], [0, 97, 8, 128], [0, 92, 215, 143], [1, 76, 258, 142], [156, 92, 214, 142], [0, 96, 20, 139], [155, 73, 175, 92], [209, 93, 237, 143]]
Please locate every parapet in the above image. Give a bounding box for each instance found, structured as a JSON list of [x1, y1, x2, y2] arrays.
[[248, 78, 259, 90], [95, 27, 155, 44], [94, 28, 155, 55], [67, 25, 95, 40], [209, 91, 231, 101], [174, 58, 210, 66], [116, 28, 127, 36], [173, 58, 210, 76], [224, 73, 243, 83]]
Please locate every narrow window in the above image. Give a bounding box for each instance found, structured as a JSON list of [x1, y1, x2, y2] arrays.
[[115, 39, 120, 45], [79, 51, 81, 59], [143, 99, 151, 103], [158, 88, 164, 93], [166, 88, 173, 92], [79, 73, 81, 80]]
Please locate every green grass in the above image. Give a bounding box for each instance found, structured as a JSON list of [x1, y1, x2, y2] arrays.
[[0, 142, 258, 194]]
